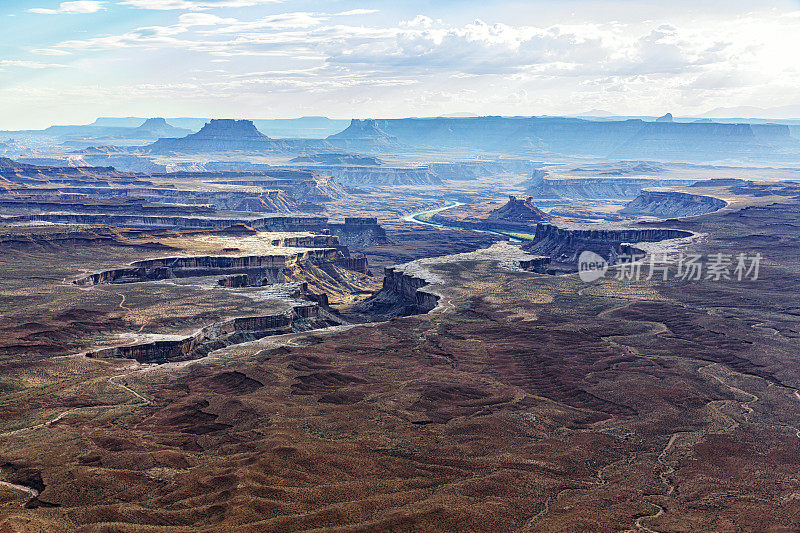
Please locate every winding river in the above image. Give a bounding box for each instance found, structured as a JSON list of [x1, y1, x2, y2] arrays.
[[402, 201, 523, 242]]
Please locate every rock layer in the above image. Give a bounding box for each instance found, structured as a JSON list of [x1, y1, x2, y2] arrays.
[[620, 190, 727, 218], [523, 223, 693, 264]]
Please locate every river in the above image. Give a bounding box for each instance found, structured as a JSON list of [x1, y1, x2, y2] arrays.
[[402, 201, 523, 242]]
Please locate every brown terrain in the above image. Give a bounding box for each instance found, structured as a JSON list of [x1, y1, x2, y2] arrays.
[[1, 167, 800, 532]]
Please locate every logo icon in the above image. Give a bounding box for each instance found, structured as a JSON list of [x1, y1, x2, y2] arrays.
[[578, 251, 608, 282]]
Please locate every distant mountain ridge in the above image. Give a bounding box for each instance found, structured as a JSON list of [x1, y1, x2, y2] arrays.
[[700, 104, 800, 119]]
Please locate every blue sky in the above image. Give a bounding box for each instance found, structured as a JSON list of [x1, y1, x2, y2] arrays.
[[1, 0, 799, 128]]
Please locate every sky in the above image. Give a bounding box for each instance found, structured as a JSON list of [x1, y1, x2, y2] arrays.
[[1, 0, 799, 129]]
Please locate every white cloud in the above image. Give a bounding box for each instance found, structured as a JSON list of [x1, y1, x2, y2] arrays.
[[178, 13, 236, 26], [31, 48, 73, 56], [203, 12, 325, 32], [29, 1, 106, 14], [0, 60, 69, 68], [24, 5, 800, 119], [118, 0, 282, 10], [336, 9, 379, 17]]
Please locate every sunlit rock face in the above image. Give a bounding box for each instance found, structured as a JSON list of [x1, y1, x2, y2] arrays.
[[487, 196, 551, 223], [523, 223, 693, 264], [189, 119, 270, 141]]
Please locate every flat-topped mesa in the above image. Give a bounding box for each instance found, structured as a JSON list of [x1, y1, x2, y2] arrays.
[[621, 190, 727, 218], [488, 195, 551, 223], [293, 165, 442, 186], [86, 303, 330, 364], [290, 153, 383, 166], [9, 213, 331, 231], [523, 223, 694, 265], [0, 157, 129, 181], [132, 117, 191, 138], [0, 197, 216, 216], [145, 119, 279, 153], [526, 177, 696, 200], [190, 119, 270, 141], [74, 249, 342, 286], [326, 119, 406, 152], [327, 119, 393, 140], [328, 217, 389, 247]]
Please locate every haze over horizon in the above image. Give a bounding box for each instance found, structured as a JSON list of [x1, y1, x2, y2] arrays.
[[2, 0, 800, 129]]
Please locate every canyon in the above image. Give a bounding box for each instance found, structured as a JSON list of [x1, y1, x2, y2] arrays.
[[523, 223, 694, 265], [3, 109, 800, 532], [621, 190, 728, 218]]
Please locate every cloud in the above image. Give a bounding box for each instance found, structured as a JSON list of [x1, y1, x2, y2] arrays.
[[178, 13, 236, 26], [0, 60, 69, 68], [31, 48, 73, 56], [29, 1, 106, 14], [336, 9, 379, 16], [36, 6, 800, 119], [118, 0, 282, 10], [203, 12, 326, 32]]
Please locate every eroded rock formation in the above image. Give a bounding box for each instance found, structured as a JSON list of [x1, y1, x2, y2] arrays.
[[526, 176, 696, 199], [487, 196, 551, 223], [75, 249, 341, 286], [86, 303, 331, 364], [621, 190, 727, 218], [354, 267, 439, 318], [523, 223, 693, 264]]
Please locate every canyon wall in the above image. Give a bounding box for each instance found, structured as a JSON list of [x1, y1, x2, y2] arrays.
[[354, 267, 440, 318], [620, 190, 727, 218], [74, 250, 340, 286], [524, 223, 693, 264], [298, 165, 441, 186], [526, 177, 696, 199], [328, 217, 389, 247], [86, 305, 325, 364]]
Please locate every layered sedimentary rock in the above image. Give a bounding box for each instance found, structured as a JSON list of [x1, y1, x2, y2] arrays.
[[523, 223, 693, 264], [6, 186, 308, 213], [427, 160, 543, 180], [360, 116, 799, 161], [381, 268, 439, 311], [0, 158, 343, 214], [289, 153, 383, 166], [0, 197, 216, 216], [519, 257, 552, 272], [487, 196, 551, 223], [74, 249, 341, 286], [86, 303, 329, 364], [325, 119, 406, 152], [127, 117, 191, 139], [6, 209, 388, 252], [610, 122, 789, 161], [430, 196, 550, 233], [526, 176, 696, 199], [0, 226, 173, 250], [297, 165, 442, 186], [621, 190, 727, 218], [146, 119, 321, 154], [355, 266, 439, 318], [290, 157, 540, 186], [200, 169, 344, 202], [328, 217, 388, 247], [0, 158, 132, 184]]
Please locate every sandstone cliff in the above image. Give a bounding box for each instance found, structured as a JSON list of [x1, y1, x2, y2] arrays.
[[620, 190, 727, 218], [523, 223, 693, 264], [353, 266, 439, 318], [487, 196, 551, 223]]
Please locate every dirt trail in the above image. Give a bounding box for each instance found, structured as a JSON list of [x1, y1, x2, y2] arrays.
[[0, 365, 150, 440], [0, 480, 40, 499]]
